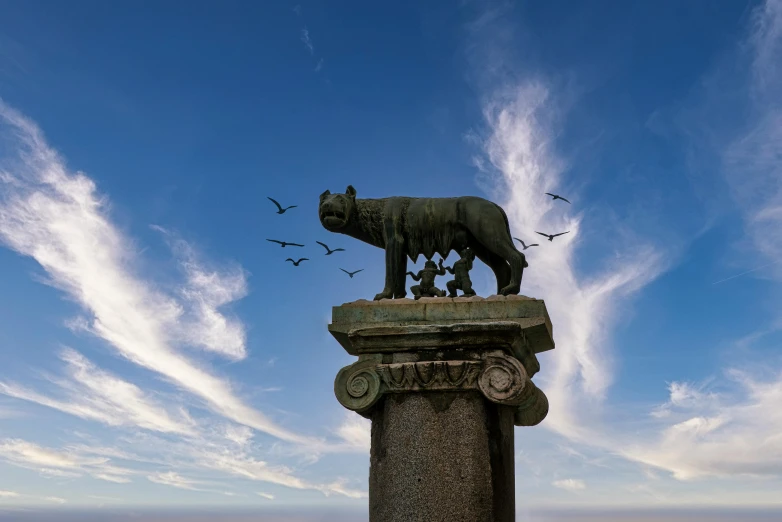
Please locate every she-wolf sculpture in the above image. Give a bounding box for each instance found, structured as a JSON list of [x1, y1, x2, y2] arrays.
[[318, 185, 527, 300]]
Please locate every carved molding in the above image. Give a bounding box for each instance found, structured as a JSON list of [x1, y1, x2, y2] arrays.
[[377, 361, 481, 392], [334, 351, 549, 417]]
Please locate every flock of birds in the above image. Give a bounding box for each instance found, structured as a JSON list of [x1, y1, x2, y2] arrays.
[[266, 191, 572, 281], [513, 192, 571, 250], [266, 197, 362, 278]]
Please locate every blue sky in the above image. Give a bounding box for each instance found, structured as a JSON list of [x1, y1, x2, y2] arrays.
[[0, 0, 781, 517]]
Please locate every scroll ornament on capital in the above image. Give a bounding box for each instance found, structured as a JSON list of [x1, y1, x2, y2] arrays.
[[334, 352, 549, 426]]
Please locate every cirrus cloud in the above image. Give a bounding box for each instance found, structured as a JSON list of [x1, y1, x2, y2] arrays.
[[0, 99, 318, 446]]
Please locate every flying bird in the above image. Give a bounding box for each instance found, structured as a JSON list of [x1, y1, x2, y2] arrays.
[[535, 231, 570, 242], [266, 239, 305, 248], [267, 197, 297, 214], [316, 241, 345, 255], [286, 258, 309, 266], [340, 268, 364, 278], [545, 192, 571, 204], [513, 238, 539, 250]]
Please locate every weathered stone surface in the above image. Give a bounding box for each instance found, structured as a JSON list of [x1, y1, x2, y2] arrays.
[[513, 381, 550, 427], [334, 359, 384, 414], [329, 297, 555, 522], [370, 392, 515, 522], [346, 322, 524, 354], [329, 295, 554, 355], [478, 355, 528, 404], [335, 319, 541, 382]]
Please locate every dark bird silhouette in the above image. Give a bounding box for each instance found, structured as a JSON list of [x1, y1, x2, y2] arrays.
[[535, 231, 570, 242], [267, 197, 297, 214], [316, 241, 345, 255], [286, 258, 309, 266], [266, 239, 305, 248], [513, 238, 539, 250], [545, 192, 571, 204], [340, 268, 364, 278]]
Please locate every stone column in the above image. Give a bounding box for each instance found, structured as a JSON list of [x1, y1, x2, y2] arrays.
[[329, 295, 554, 522]]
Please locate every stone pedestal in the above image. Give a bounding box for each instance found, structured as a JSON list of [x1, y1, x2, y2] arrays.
[[329, 295, 554, 522]]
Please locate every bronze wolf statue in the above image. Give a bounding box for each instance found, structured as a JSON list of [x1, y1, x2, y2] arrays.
[[319, 185, 527, 300]]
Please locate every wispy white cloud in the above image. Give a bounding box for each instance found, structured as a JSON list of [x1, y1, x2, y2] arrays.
[[301, 28, 314, 55], [86, 494, 123, 504], [722, 0, 782, 281], [749, 0, 782, 93], [93, 473, 132, 484], [622, 0, 782, 484], [0, 489, 83, 505], [0, 100, 318, 446], [0, 348, 196, 435], [223, 424, 255, 447], [460, 7, 777, 504], [0, 99, 372, 504], [147, 471, 204, 491], [0, 439, 100, 469], [0, 438, 134, 483], [95, 425, 367, 497], [90, 427, 369, 497], [257, 491, 275, 500], [152, 225, 248, 360], [712, 260, 782, 285], [471, 66, 665, 442], [722, 112, 782, 279], [552, 478, 586, 491], [187, 441, 366, 497], [297, 23, 324, 73], [650, 382, 719, 419], [624, 483, 667, 503], [316, 479, 367, 499], [458, 13, 782, 507], [334, 413, 371, 452], [621, 369, 782, 480], [2, 427, 366, 499], [459, 3, 782, 502]]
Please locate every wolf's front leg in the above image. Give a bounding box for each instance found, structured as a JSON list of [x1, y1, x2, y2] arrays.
[[374, 239, 402, 300], [374, 286, 394, 301]]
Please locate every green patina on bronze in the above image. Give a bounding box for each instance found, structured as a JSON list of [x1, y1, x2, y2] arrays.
[[319, 185, 528, 300]]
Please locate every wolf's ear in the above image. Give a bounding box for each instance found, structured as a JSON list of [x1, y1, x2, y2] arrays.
[[346, 185, 357, 198], [319, 189, 331, 201]]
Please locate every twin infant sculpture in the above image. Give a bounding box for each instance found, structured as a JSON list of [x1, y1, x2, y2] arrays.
[[407, 248, 475, 299], [319, 185, 528, 301]]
